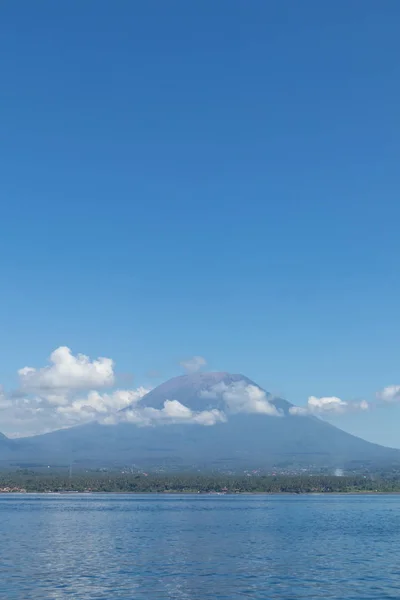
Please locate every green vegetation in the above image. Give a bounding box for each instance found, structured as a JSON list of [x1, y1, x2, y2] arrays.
[[2, 472, 400, 494]]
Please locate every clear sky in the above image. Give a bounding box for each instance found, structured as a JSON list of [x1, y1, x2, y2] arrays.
[[1, 1, 400, 444]]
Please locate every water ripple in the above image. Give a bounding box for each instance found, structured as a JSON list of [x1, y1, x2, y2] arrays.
[[1, 494, 400, 599]]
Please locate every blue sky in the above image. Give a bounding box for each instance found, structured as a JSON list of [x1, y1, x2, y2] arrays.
[[1, 1, 400, 444]]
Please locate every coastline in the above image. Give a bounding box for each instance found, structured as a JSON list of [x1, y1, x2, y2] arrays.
[[3, 490, 400, 496]]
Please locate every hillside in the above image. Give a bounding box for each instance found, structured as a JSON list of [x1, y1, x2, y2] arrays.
[[1, 372, 399, 471]]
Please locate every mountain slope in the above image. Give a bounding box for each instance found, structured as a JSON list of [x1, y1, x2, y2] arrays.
[[0, 432, 20, 466], [5, 372, 400, 470]]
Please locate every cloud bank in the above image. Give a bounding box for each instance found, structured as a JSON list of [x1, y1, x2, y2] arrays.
[[201, 381, 282, 416], [121, 401, 226, 428], [0, 347, 148, 437], [289, 396, 369, 416], [1, 345, 397, 437], [57, 388, 150, 423]]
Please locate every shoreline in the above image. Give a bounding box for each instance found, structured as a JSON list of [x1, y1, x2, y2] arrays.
[[3, 490, 400, 496]]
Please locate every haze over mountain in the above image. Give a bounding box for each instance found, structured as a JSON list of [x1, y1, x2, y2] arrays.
[[1, 372, 399, 471]]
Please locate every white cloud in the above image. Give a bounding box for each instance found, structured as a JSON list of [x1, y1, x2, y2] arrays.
[[19, 346, 115, 392], [377, 385, 400, 403], [289, 396, 369, 416], [0, 394, 59, 438], [202, 381, 282, 416], [56, 387, 150, 424], [223, 383, 281, 415], [0, 386, 151, 436], [193, 409, 225, 426], [162, 399, 193, 419], [121, 400, 226, 428], [0, 345, 147, 436], [180, 356, 207, 374]]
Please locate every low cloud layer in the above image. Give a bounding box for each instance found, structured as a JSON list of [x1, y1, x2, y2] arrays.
[[289, 396, 369, 416]]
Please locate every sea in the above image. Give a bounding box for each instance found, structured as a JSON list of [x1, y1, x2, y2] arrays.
[[1, 493, 399, 599]]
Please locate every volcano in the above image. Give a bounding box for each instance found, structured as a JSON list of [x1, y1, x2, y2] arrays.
[[2, 372, 399, 471]]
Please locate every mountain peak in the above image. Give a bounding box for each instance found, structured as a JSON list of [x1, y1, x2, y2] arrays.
[[132, 371, 291, 413]]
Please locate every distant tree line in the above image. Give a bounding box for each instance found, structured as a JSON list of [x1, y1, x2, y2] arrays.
[[2, 472, 400, 493]]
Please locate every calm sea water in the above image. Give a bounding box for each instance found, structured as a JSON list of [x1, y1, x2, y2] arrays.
[[1, 494, 400, 599]]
